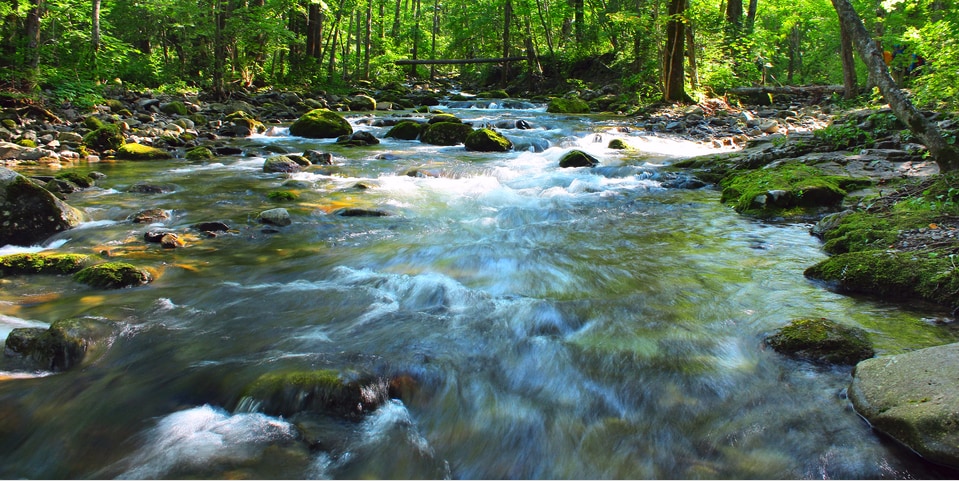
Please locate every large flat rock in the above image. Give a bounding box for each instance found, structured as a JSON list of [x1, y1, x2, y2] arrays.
[[849, 342, 959, 468]]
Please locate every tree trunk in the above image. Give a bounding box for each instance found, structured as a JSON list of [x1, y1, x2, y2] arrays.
[[25, 0, 43, 77], [213, 0, 227, 99], [831, 0, 959, 171], [837, 11, 857, 99], [663, 0, 687, 102], [533, 0, 555, 57], [685, 0, 698, 91], [502, 0, 512, 86], [725, 0, 742, 26], [746, 0, 757, 31], [364, 0, 372, 79], [430, 0, 438, 79], [573, 0, 584, 43], [92, 0, 101, 73]]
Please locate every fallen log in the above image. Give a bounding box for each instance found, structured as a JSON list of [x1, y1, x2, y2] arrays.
[[395, 57, 527, 65]]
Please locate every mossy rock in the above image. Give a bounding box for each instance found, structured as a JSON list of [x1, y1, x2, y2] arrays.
[[74, 262, 153, 289], [804, 249, 959, 310], [385, 120, 424, 140], [115, 143, 173, 160], [1, 118, 17, 129], [0, 253, 93, 276], [608, 138, 630, 150], [263, 155, 302, 173], [465, 128, 513, 152], [185, 146, 214, 161], [1, 168, 86, 246], [559, 149, 600, 168], [719, 163, 872, 218], [420, 122, 474, 146], [55, 172, 95, 188], [82, 124, 124, 151], [267, 190, 299, 201], [479, 89, 510, 99], [547, 97, 590, 114], [83, 116, 106, 130], [765, 317, 874, 365], [159, 101, 188, 116], [349, 95, 376, 111], [105, 99, 125, 112], [241, 369, 389, 418], [17, 139, 37, 148], [289, 108, 353, 139], [4, 316, 117, 371], [427, 113, 462, 124]]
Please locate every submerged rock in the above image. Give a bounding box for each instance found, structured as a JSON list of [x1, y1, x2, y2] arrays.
[[3, 316, 118, 371], [849, 343, 959, 469], [559, 149, 600, 168], [240, 369, 390, 418], [764, 317, 874, 365], [74, 262, 153, 288], [0, 167, 86, 246]]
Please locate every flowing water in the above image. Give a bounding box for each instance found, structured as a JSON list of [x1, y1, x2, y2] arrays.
[[2, 101, 959, 479]]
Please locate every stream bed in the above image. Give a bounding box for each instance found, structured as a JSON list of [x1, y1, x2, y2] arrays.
[[2, 102, 958, 479]]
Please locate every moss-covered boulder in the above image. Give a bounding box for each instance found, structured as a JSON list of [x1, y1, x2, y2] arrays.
[[159, 101, 189, 116], [83, 124, 124, 151], [559, 149, 600, 168], [115, 143, 173, 160], [74, 262, 153, 289], [240, 369, 389, 418], [1, 168, 86, 246], [764, 318, 874, 365], [420, 122, 474, 146], [547, 97, 590, 114], [427, 113, 462, 124], [349, 95, 376, 111], [263, 155, 302, 173], [289, 108, 353, 139], [55, 172, 95, 188], [608, 138, 630, 150], [385, 120, 424, 140], [719, 163, 871, 218], [478, 89, 510, 99], [0, 253, 93, 276], [4, 316, 117, 371], [848, 343, 959, 469], [185, 146, 215, 161], [336, 131, 380, 147], [465, 128, 513, 152], [804, 250, 959, 310]]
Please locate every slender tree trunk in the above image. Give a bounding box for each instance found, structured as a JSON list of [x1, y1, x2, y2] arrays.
[[746, 0, 757, 31], [786, 23, 800, 83], [831, 0, 959, 171], [573, 0, 584, 43], [837, 11, 857, 99], [533, 0, 555, 57], [685, 7, 698, 91], [502, 0, 512, 86], [430, 0, 438, 79], [392, 0, 402, 38], [410, 0, 420, 76], [663, 0, 687, 102], [92, 0, 101, 80], [364, 0, 372, 79], [213, 0, 227, 99], [25, 0, 44, 85]]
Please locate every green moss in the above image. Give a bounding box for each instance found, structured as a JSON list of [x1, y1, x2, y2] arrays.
[[420, 122, 474, 146], [427, 113, 461, 124], [55, 172, 95, 188], [82, 124, 124, 151], [479, 89, 510, 99], [0, 253, 93, 275], [607, 139, 630, 150], [105, 99, 125, 112], [185, 146, 214, 161], [385, 120, 424, 140], [267, 190, 299, 201], [115, 143, 173, 160], [17, 139, 37, 148], [719, 163, 872, 217], [289, 108, 353, 139], [804, 250, 959, 309], [464, 128, 513, 152], [547, 97, 590, 114], [1, 118, 16, 129], [160, 100, 188, 116], [765, 318, 874, 365], [74, 262, 153, 288], [83, 116, 106, 130]]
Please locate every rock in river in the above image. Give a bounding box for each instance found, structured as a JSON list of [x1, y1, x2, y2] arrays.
[[0, 167, 86, 246]]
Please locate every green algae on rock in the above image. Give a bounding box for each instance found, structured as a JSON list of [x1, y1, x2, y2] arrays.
[[0, 253, 93, 275], [4, 316, 118, 371], [74, 262, 153, 289], [559, 149, 600, 168], [465, 128, 513, 152], [240, 369, 389, 418], [384, 120, 424, 140], [765, 317, 874, 365], [547, 97, 590, 114], [420, 122, 473, 146], [719, 163, 871, 218], [115, 143, 173, 160]]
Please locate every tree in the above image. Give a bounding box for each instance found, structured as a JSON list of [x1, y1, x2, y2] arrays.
[[837, 10, 856, 99], [831, 0, 959, 171], [663, 0, 687, 102]]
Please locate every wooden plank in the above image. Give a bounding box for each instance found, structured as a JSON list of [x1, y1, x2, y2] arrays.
[[394, 57, 527, 65]]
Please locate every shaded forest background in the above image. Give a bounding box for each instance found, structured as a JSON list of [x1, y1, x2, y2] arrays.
[[1, 0, 957, 110]]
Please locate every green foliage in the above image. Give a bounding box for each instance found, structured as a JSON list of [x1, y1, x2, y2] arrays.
[[814, 120, 874, 150]]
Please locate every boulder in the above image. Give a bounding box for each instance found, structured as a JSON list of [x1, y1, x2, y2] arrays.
[[420, 122, 473, 146], [305, 150, 334, 165], [3, 316, 117, 371], [384, 120, 424, 140], [115, 143, 173, 160], [465, 128, 513, 152], [258, 207, 292, 226], [240, 369, 389, 418], [559, 150, 600, 168], [289, 109, 353, 139], [427, 113, 462, 124], [349, 95, 376, 111], [82, 124, 125, 151], [74, 262, 153, 289], [764, 317, 874, 365], [263, 155, 302, 173], [185, 146, 215, 160], [547, 97, 590, 114], [0, 168, 86, 246], [336, 130, 380, 147], [0, 252, 93, 275], [849, 343, 959, 468]]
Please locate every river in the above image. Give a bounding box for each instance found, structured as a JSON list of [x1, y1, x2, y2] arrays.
[[1, 100, 958, 479]]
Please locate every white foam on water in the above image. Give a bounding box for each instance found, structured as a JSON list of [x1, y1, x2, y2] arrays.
[[0, 239, 70, 255], [0, 314, 49, 342], [116, 404, 297, 479]]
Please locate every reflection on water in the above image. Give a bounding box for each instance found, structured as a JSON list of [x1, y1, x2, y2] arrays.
[[1, 104, 958, 479]]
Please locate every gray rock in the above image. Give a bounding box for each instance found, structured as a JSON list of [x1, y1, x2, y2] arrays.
[[258, 207, 292, 226], [0, 168, 86, 246], [263, 155, 302, 173], [849, 342, 959, 469]]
